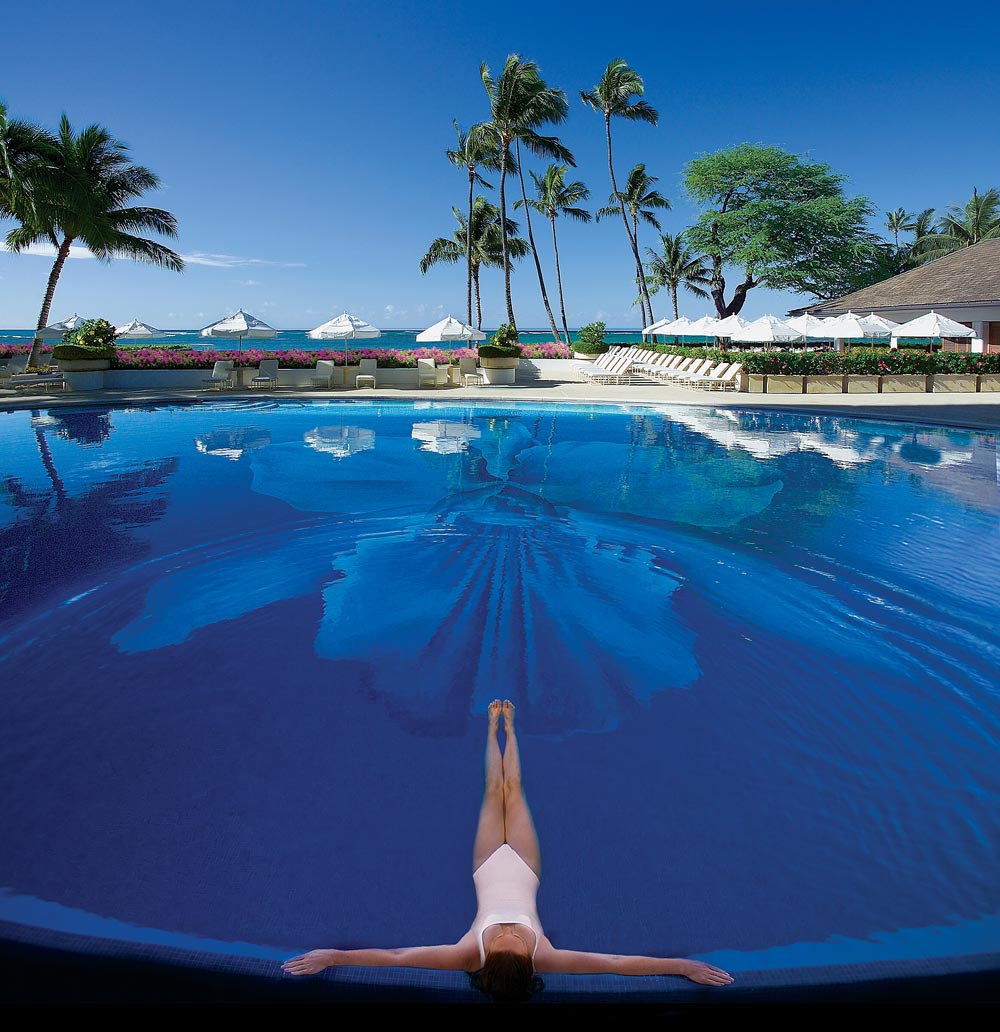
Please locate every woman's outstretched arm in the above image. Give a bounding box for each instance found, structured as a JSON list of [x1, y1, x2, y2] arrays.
[[532, 939, 732, 986], [283, 931, 479, 976]]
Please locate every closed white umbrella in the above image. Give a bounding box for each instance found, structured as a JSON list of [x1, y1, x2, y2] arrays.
[[116, 318, 165, 340], [308, 312, 382, 377], [730, 315, 805, 344], [199, 309, 277, 354], [890, 311, 975, 342], [415, 315, 486, 342], [37, 313, 88, 340]]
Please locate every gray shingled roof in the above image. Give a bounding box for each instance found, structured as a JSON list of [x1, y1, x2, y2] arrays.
[[795, 238, 1000, 315]]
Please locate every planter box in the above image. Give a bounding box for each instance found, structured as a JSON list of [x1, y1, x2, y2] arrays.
[[57, 358, 111, 372], [978, 374, 1000, 392], [481, 355, 518, 386], [880, 374, 929, 393], [573, 351, 601, 362], [63, 369, 106, 392], [741, 372, 766, 393], [844, 375, 880, 394], [804, 375, 845, 394], [929, 373, 979, 393], [766, 375, 804, 394]]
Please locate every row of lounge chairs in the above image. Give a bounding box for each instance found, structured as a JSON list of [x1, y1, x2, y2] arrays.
[[0, 353, 66, 392], [573, 347, 742, 391]]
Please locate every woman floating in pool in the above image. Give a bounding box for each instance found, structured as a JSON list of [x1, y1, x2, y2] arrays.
[[283, 700, 733, 1002]]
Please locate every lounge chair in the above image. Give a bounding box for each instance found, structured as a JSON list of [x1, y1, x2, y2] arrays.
[[458, 356, 484, 386], [11, 369, 66, 393], [579, 351, 649, 384], [662, 358, 716, 382], [417, 357, 448, 388], [249, 358, 279, 390], [355, 357, 377, 389], [311, 360, 338, 389], [685, 362, 744, 391], [0, 354, 29, 388], [203, 360, 235, 390]]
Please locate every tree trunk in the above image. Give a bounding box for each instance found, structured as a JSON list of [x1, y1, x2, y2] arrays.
[[709, 255, 728, 318], [498, 142, 516, 330], [466, 170, 475, 327], [32, 410, 67, 507], [725, 275, 756, 317], [671, 286, 679, 320], [551, 215, 571, 346], [632, 213, 654, 327], [473, 263, 483, 330], [515, 139, 562, 345], [30, 236, 73, 366]]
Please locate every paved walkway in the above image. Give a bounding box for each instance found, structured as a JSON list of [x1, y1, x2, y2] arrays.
[[4, 373, 1000, 430]]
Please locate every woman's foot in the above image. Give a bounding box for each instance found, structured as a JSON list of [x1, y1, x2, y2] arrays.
[[488, 699, 502, 734], [502, 699, 515, 733]]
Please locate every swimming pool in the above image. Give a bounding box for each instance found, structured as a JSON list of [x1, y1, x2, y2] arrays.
[[1, 399, 998, 1000]]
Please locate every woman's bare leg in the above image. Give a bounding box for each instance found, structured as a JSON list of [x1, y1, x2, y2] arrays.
[[472, 700, 506, 872], [500, 700, 541, 879]]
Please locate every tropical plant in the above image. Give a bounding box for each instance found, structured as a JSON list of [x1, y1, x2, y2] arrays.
[[683, 143, 878, 313], [4, 115, 184, 367], [0, 100, 55, 225], [581, 60, 659, 326], [573, 320, 608, 355], [419, 198, 529, 328], [596, 164, 670, 328], [885, 207, 914, 247], [904, 207, 938, 260], [643, 233, 712, 320], [479, 321, 523, 358], [446, 121, 502, 327], [52, 317, 118, 360], [915, 187, 1000, 261], [480, 54, 573, 339], [515, 163, 590, 345]]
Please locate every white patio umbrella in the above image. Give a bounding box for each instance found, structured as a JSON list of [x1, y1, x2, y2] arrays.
[[415, 315, 486, 342], [824, 312, 880, 342], [681, 314, 722, 337], [786, 313, 835, 339], [642, 316, 672, 334], [712, 314, 750, 338], [37, 313, 88, 340], [730, 315, 805, 344], [116, 318, 166, 340], [199, 309, 277, 354], [308, 312, 382, 376], [890, 311, 975, 347], [645, 315, 692, 341], [856, 312, 899, 337]]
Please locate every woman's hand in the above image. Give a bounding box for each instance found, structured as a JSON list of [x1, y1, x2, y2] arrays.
[[677, 959, 733, 986], [282, 949, 339, 976]]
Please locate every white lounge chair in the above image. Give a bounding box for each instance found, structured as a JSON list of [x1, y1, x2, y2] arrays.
[[685, 362, 744, 391], [249, 358, 279, 390], [579, 351, 647, 384], [0, 354, 29, 388], [662, 358, 716, 382], [417, 357, 448, 388], [203, 360, 235, 390], [311, 359, 338, 389], [11, 369, 66, 392], [355, 357, 377, 388], [458, 356, 484, 386]]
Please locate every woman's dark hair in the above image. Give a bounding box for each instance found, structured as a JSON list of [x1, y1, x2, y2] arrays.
[[469, 950, 543, 1003]]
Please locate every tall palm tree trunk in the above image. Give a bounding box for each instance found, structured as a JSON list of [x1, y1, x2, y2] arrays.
[[466, 172, 475, 327], [498, 155, 516, 330], [30, 236, 73, 366], [550, 215, 571, 346], [605, 114, 653, 328], [515, 140, 561, 344], [671, 285, 679, 320], [473, 264, 483, 329], [631, 213, 652, 328], [32, 411, 67, 507]]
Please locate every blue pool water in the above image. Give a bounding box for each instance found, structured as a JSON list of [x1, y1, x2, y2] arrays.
[[0, 400, 998, 981]]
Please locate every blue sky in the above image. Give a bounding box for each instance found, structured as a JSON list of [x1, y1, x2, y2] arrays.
[[2, 0, 998, 331]]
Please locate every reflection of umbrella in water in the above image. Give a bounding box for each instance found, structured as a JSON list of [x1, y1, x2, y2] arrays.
[[411, 420, 482, 454], [304, 425, 376, 459], [195, 428, 272, 461]]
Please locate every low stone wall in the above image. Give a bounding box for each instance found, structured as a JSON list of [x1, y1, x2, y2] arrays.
[[741, 372, 1000, 394]]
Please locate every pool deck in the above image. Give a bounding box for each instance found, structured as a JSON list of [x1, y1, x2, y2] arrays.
[[4, 372, 1000, 431]]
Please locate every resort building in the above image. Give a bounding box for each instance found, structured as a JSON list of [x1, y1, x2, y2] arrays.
[[792, 238, 1000, 352]]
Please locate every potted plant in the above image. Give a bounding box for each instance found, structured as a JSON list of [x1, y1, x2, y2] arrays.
[[572, 321, 609, 362], [53, 318, 117, 371], [478, 323, 522, 385]]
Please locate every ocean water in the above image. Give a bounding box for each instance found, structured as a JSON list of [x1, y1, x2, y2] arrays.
[[0, 327, 653, 352]]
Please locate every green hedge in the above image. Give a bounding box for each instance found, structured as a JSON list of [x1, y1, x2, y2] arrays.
[[573, 321, 609, 355]]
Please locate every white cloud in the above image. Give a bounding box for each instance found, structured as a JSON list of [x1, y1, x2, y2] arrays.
[[181, 252, 305, 268], [1, 242, 94, 259], [239, 279, 262, 286], [384, 304, 395, 316]]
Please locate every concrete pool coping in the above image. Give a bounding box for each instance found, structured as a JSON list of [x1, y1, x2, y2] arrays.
[[2, 384, 998, 1004]]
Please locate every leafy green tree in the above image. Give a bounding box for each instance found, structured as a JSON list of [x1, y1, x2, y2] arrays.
[[419, 198, 529, 329], [683, 143, 877, 314], [596, 163, 670, 326], [916, 187, 1000, 261], [581, 59, 658, 326], [516, 163, 590, 345], [885, 207, 914, 247], [480, 55, 573, 336], [447, 121, 501, 327], [643, 233, 712, 320], [4, 115, 184, 366]]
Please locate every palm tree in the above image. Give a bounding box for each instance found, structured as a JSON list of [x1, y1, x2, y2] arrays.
[[419, 198, 529, 329], [581, 59, 658, 327], [446, 121, 501, 328], [885, 207, 914, 247], [481, 54, 573, 336], [4, 115, 184, 366], [596, 164, 670, 327], [904, 207, 938, 262], [643, 233, 712, 320], [916, 188, 1000, 261], [515, 164, 590, 345], [0, 100, 55, 225]]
